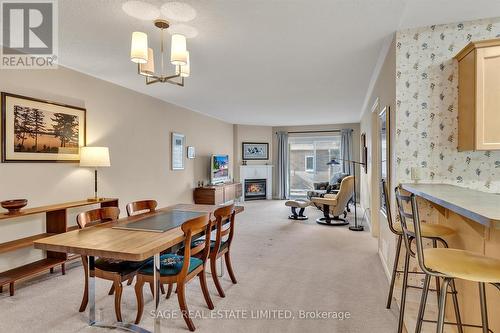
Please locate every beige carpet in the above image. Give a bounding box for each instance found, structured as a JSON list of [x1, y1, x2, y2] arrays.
[[0, 200, 398, 332]]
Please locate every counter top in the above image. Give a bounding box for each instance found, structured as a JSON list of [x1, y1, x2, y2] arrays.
[[401, 183, 500, 226]]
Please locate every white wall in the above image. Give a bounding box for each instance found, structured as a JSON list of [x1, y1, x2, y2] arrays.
[[233, 124, 273, 180], [359, 36, 396, 278], [0, 66, 234, 272]]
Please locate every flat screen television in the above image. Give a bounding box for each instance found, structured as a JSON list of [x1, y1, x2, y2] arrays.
[[211, 154, 230, 184]]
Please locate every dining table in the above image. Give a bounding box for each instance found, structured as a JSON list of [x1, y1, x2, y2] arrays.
[[34, 203, 244, 333]]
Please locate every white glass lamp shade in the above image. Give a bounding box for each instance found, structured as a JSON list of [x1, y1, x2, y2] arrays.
[[80, 147, 111, 167], [140, 48, 155, 76], [176, 51, 190, 77], [170, 34, 187, 65], [130, 32, 148, 64]]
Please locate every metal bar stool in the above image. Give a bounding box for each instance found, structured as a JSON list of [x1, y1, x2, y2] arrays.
[[396, 188, 500, 333], [382, 180, 460, 333]]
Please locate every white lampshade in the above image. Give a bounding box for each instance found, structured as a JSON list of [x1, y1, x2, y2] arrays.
[[170, 34, 187, 65], [140, 48, 155, 76], [80, 147, 111, 168], [130, 32, 148, 64], [176, 51, 190, 77]]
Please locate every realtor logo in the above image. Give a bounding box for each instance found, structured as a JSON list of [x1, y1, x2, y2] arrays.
[[1, 0, 58, 68]]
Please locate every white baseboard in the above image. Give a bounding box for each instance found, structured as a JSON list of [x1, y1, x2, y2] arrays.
[[378, 248, 392, 282]]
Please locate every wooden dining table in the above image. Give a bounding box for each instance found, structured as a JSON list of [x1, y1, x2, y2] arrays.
[[34, 203, 244, 333]]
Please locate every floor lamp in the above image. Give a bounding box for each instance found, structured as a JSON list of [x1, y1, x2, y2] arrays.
[[327, 158, 366, 231]]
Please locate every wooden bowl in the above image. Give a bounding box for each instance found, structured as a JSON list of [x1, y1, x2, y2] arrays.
[[1, 199, 28, 215]]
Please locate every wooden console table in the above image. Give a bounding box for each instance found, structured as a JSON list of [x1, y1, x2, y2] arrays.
[[0, 198, 118, 296], [193, 182, 242, 205]]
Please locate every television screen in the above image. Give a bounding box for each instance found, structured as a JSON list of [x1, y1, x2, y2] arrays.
[[211, 155, 229, 183]]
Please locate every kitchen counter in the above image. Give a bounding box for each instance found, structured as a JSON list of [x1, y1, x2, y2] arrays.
[[401, 183, 500, 226]]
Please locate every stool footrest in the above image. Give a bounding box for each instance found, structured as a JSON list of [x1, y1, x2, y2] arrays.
[[421, 320, 494, 333]]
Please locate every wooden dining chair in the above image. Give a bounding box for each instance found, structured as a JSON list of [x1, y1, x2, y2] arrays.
[[200, 204, 237, 298], [126, 200, 158, 216], [126, 199, 168, 295], [77, 206, 145, 322], [134, 214, 214, 331]]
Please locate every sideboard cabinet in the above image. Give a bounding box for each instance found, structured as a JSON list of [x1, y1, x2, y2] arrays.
[[455, 39, 500, 151], [193, 182, 242, 205]]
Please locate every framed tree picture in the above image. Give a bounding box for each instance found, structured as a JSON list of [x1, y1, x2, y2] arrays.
[[242, 142, 269, 160], [1, 92, 86, 163], [171, 132, 185, 170]]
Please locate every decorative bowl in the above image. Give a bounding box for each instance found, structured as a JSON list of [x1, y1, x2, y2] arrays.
[[1, 199, 28, 215]]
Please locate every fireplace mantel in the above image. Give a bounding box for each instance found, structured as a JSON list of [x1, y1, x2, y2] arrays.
[[240, 165, 273, 200]]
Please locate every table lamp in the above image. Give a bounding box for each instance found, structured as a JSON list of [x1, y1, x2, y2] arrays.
[[80, 147, 111, 201]]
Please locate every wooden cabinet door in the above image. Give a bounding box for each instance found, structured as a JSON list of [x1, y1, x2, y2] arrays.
[[476, 46, 500, 150]]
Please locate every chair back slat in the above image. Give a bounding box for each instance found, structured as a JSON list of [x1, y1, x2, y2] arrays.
[[381, 179, 399, 235], [77, 207, 120, 229], [213, 204, 235, 253], [126, 200, 157, 216], [179, 214, 211, 277]]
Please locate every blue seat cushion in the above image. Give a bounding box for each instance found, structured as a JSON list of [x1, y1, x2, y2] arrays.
[[94, 258, 146, 275], [191, 239, 228, 251], [139, 254, 203, 276]]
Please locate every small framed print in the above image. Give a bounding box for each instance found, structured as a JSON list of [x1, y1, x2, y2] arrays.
[[242, 142, 269, 160], [171, 132, 185, 170], [187, 146, 195, 159], [1, 92, 86, 163]]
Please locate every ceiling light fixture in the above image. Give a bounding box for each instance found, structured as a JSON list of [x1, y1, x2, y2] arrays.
[[130, 19, 189, 87]]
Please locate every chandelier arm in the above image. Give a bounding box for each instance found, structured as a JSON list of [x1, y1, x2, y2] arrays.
[[146, 76, 161, 85], [164, 76, 184, 87]]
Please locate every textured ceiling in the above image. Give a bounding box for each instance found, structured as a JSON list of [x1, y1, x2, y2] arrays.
[[57, 0, 500, 125]]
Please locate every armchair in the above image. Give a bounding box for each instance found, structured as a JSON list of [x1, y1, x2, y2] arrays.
[[307, 172, 350, 210], [311, 176, 354, 226]]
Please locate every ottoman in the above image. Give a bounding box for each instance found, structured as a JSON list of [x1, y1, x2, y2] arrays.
[[285, 200, 310, 220]]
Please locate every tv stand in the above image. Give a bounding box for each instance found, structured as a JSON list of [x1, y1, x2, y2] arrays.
[[193, 182, 242, 205]]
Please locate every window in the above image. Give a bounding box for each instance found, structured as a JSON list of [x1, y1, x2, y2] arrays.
[[305, 156, 314, 172], [288, 134, 341, 199]]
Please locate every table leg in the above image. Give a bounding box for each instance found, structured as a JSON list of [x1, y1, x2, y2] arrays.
[[88, 256, 96, 325], [153, 253, 161, 332], [218, 256, 224, 277]]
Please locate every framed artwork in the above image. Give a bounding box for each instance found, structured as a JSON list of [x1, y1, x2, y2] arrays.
[[361, 132, 368, 174], [187, 146, 195, 159], [1, 92, 86, 163], [171, 132, 185, 170], [242, 142, 269, 160], [379, 106, 390, 215]]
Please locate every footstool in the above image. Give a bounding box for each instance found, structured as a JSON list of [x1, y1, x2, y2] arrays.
[[285, 200, 310, 220]]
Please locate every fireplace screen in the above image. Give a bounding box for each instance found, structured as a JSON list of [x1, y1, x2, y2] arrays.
[[244, 179, 267, 200]]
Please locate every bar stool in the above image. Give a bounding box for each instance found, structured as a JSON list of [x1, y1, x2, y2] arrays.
[[395, 188, 500, 333], [382, 180, 460, 333]]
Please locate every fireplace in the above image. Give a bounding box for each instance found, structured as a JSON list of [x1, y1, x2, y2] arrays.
[[244, 179, 267, 200]]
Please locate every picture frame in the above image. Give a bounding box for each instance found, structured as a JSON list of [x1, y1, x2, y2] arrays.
[[379, 106, 390, 215], [187, 146, 195, 159], [242, 142, 269, 160], [171, 132, 185, 170], [361, 132, 368, 174], [1, 92, 86, 163]]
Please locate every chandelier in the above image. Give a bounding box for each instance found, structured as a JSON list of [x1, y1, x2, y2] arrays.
[[130, 19, 189, 87]]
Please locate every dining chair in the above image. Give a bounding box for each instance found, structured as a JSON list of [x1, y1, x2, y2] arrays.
[[126, 200, 158, 216], [126, 199, 169, 295], [134, 214, 214, 331], [192, 204, 237, 298], [77, 206, 146, 322]]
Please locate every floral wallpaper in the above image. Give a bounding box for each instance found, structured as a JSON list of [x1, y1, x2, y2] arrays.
[[395, 17, 500, 192]]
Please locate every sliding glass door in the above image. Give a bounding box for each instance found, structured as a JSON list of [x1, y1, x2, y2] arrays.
[[288, 135, 341, 199]]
